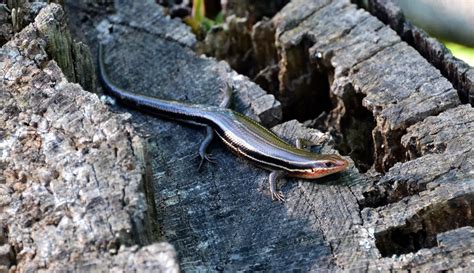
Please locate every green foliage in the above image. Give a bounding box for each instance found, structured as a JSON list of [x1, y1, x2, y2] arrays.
[[184, 0, 224, 36], [214, 11, 225, 24], [193, 0, 205, 22], [443, 41, 474, 67]]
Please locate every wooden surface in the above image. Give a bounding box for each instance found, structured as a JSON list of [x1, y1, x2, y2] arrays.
[[360, 0, 474, 105], [1, 0, 472, 271], [0, 3, 178, 272]]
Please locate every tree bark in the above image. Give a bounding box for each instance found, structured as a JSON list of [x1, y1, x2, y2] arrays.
[[1, 0, 472, 272]]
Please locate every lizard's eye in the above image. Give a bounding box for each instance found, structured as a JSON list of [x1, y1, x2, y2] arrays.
[[325, 162, 334, 168]]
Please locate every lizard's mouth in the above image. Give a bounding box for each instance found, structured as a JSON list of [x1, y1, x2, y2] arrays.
[[289, 158, 349, 179]]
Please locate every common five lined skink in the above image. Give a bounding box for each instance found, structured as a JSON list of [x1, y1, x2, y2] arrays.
[[98, 44, 348, 201]]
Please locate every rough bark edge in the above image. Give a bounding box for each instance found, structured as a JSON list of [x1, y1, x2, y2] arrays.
[[1, 3, 175, 271], [357, 0, 474, 105]]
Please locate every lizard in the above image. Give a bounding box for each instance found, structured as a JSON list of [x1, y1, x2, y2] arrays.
[[98, 44, 349, 201]]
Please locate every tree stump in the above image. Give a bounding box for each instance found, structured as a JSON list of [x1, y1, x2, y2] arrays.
[[1, 0, 472, 271]]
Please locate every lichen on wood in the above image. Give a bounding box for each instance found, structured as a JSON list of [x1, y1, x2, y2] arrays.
[[0, 3, 178, 271]]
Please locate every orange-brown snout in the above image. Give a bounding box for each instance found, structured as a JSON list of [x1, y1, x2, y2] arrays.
[[289, 157, 349, 179]]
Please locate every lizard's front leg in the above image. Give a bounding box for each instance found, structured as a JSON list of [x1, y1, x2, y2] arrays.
[[197, 82, 232, 170], [197, 126, 216, 171], [269, 170, 286, 202]]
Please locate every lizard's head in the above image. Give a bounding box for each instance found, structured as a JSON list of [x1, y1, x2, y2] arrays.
[[289, 154, 349, 179]]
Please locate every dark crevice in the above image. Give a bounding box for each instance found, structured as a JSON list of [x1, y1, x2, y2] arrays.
[[197, 15, 256, 76], [140, 139, 163, 243], [375, 193, 474, 257], [360, 184, 387, 209], [335, 91, 375, 173], [278, 35, 333, 122], [374, 128, 407, 173], [352, 0, 473, 106], [127, 139, 162, 245], [308, 57, 376, 173], [189, 1, 290, 78], [0, 225, 16, 270], [360, 174, 428, 209]]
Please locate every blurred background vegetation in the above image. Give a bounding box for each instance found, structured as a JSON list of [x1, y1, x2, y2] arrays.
[[396, 0, 473, 66]]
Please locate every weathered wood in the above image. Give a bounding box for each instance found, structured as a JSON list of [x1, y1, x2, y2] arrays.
[[363, 105, 474, 206], [363, 106, 474, 262], [1, 1, 96, 91], [0, 3, 178, 272], [63, 0, 473, 271], [272, 0, 460, 172], [0, 4, 14, 45], [267, 1, 473, 270], [203, 15, 255, 75], [67, 0, 367, 271], [1, 2, 49, 46], [361, 0, 474, 105], [35, 3, 96, 92], [2, 0, 473, 271]]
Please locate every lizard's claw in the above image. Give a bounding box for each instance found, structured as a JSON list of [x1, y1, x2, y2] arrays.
[[197, 153, 217, 171], [204, 153, 217, 164], [271, 191, 285, 202]]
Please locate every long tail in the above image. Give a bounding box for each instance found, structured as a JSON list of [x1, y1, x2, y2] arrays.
[[98, 43, 213, 124]]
